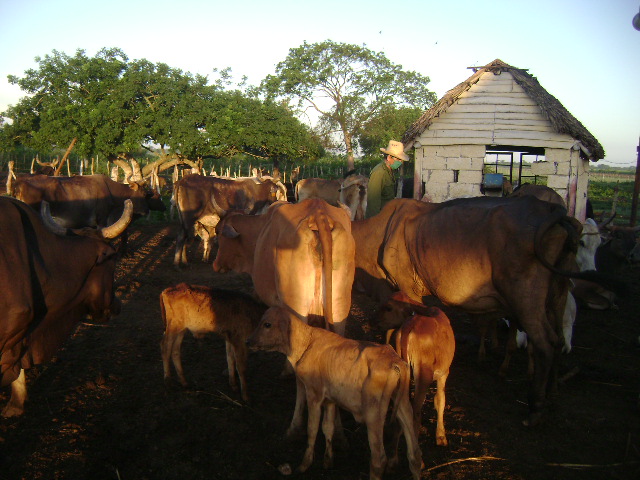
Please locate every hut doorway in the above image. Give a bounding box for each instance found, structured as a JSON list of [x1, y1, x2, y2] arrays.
[[483, 145, 546, 194]]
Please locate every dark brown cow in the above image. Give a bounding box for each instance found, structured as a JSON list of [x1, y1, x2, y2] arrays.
[[352, 196, 609, 426], [10, 173, 165, 254], [0, 196, 132, 416], [508, 183, 566, 206], [172, 174, 285, 266]]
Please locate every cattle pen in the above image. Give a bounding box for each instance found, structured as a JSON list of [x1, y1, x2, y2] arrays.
[[1, 218, 638, 480]]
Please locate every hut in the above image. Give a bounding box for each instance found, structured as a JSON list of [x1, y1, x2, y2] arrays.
[[402, 59, 604, 221]]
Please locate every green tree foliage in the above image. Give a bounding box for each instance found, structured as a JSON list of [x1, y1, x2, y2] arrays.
[[358, 105, 423, 159], [0, 48, 319, 165], [261, 40, 437, 170]]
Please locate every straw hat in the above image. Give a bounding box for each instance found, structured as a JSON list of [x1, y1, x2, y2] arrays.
[[380, 140, 409, 161]]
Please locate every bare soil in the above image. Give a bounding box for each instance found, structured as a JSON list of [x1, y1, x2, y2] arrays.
[[1, 221, 639, 480]]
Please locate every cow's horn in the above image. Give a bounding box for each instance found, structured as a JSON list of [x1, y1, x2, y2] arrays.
[[41, 201, 68, 236], [211, 193, 227, 216], [100, 199, 134, 239]]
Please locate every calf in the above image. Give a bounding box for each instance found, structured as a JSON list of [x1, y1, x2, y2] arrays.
[[159, 283, 267, 402], [377, 291, 455, 446], [247, 306, 422, 480]]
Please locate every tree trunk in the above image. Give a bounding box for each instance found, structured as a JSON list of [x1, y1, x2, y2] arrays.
[[344, 130, 355, 171]]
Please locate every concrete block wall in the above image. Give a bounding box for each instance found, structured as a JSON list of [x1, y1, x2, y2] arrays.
[[417, 144, 587, 219], [419, 145, 486, 202]]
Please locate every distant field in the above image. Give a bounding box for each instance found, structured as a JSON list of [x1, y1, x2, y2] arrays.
[[588, 174, 637, 223]]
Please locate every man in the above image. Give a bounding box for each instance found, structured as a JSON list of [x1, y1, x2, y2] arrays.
[[365, 140, 409, 218]]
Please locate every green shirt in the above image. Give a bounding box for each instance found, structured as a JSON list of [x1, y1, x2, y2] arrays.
[[366, 161, 396, 218]]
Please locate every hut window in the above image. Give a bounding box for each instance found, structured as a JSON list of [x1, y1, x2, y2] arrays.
[[453, 170, 459, 182]]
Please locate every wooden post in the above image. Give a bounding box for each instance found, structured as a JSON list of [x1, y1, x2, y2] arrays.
[[54, 137, 78, 176], [630, 138, 640, 226]]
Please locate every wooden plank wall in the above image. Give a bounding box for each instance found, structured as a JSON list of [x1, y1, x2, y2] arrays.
[[417, 72, 575, 149]]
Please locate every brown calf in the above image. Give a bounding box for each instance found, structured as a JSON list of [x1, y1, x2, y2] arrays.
[[159, 283, 267, 402], [248, 306, 422, 480], [377, 291, 455, 446]]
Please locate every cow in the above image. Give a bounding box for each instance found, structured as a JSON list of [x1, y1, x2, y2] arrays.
[[338, 172, 369, 221], [10, 173, 165, 254], [351, 196, 617, 426], [508, 183, 566, 206], [595, 224, 640, 274], [376, 291, 455, 447], [295, 173, 369, 221], [172, 174, 285, 267], [159, 284, 267, 402], [295, 177, 341, 204], [213, 198, 355, 436], [247, 306, 422, 480], [0, 196, 132, 417]]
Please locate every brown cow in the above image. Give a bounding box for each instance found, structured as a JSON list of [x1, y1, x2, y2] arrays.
[[10, 173, 165, 254], [0, 197, 132, 416], [172, 174, 285, 266], [295, 174, 369, 221], [213, 198, 355, 435], [351, 196, 614, 426], [377, 291, 455, 446], [339, 173, 369, 221], [294, 177, 341, 205], [159, 284, 267, 401], [247, 306, 422, 480]]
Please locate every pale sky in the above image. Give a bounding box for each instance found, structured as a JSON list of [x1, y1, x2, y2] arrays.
[[1, 0, 638, 166]]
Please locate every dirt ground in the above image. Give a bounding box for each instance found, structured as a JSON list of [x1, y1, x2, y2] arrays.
[[1, 221, 639, 480]]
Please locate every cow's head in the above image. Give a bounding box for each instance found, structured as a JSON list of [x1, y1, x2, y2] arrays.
[[601, 224, 640, 263], [212, 213, 255, 274], [246, 306, 292, 355], [576, 218, 601, 271], [375, 292, 416, 331], [126, 181, 152, 217], [41, 199, 132, 322]]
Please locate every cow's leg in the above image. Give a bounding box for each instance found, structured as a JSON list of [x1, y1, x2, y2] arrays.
[[518, 308, 558, 427], [411, 366, 429, 441], [174, 228, 188, 267], [224, 339, 238, 393], [160, 331, 175, 384], [322, 402, 336, 469], [499, 321, 518, 377], [364, 408, 387, 480], [170, 330, 188, 387], [297, 391, 322, 474], [2, 369, 27, 417], [434, 372, 449, 446], [286, 375, 306, 438], [229, 339, 250, 403], [393, 394, 423, 480]]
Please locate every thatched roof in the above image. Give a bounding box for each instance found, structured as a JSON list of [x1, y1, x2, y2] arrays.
[[402, 59, 604, 160]]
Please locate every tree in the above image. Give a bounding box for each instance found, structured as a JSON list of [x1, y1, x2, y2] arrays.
[[261, 40, 437, 170], [1, 48, 129, 158], [358, 105, 423, 158], [1, 49, 321, 167]]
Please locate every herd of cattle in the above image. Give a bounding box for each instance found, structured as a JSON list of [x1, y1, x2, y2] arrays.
[[1, 166, 639, 479]]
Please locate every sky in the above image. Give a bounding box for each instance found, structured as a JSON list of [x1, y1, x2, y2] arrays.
[[0, 0, 638, 166]]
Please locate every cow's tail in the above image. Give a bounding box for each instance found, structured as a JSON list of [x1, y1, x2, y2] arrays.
[[309, 212, 334, 331], [534, 207, 628, 295]]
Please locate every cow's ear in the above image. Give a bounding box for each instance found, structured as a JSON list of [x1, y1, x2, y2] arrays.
[[129, 182, 139, 191], [221, 224, 240, 239]]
